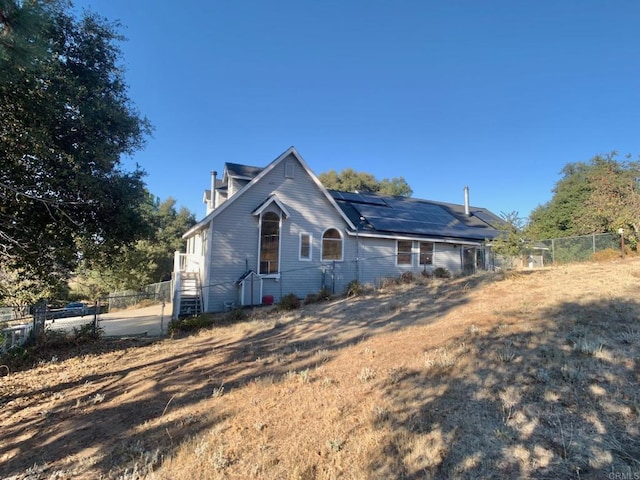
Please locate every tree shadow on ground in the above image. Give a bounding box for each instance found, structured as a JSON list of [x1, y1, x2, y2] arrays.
[[365, 297, 640, 479], [0, 273, 487, 478]]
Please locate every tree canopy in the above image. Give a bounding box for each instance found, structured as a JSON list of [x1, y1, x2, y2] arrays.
[[0, 0, 152, 290], [318, 168, 413, 197], [527, 152, 640, 248], [73, 196, 196, 297]]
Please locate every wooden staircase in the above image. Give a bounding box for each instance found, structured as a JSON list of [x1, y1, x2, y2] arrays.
[[178, 272, 202, 316]]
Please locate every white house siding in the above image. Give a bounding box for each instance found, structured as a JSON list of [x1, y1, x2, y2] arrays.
[[203, 153, 354, 311], [435, 243, 464, 273], [355, 237, 469, 285], [191, 151, 493, 312]]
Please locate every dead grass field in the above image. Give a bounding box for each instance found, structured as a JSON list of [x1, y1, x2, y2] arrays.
[[1, 258, 640, 479]]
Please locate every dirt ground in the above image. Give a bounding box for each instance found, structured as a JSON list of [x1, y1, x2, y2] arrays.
[[1, 258, 639, 479]]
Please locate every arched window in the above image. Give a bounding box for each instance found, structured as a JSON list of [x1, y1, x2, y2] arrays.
[[322, 228, 343, 261], [260, 212, 280, 274]]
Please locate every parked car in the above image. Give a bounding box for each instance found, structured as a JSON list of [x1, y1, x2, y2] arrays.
[[64, 302, 88, 317]]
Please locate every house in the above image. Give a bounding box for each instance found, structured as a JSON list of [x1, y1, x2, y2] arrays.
[[172, 147, 505, 317]]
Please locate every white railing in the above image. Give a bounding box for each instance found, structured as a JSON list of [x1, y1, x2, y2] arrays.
[[174, 251, 202, 273], [172, 251, 204, 319], [1, 323, 32, 353]]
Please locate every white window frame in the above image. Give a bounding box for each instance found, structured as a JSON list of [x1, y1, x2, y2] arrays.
[[299, 232, 312, 261], [258, 211, 281, 276], [321, 228, 343, 262], [396, 240, 413, 266], [419, 241, 434, 266]]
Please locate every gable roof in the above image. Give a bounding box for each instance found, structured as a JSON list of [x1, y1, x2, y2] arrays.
[[183, 147, 355, 238], [330, 190, 504, 242], [252, 194, 292, 218], [224, 162, 264, 180]]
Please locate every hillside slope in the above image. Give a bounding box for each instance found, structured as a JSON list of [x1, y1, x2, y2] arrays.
[[1, 259, 639, 479]]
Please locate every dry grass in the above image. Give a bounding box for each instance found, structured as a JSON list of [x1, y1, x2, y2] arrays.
[[2, 258, 640, 479]]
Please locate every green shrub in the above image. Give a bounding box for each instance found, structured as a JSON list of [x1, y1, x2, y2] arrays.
[[433, 267, 450, 279], [72, 322, 103, 343], [169, 314, 214, 334], [278, 293, 301, 311]]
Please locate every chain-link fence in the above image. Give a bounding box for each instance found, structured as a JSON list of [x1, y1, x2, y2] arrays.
[[538, 232, 622, 265], [1, 281, 172, 352], [106, 281, 171, 310]]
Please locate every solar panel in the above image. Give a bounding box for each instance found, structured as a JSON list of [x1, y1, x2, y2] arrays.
[[331, 190, 388, 206], [472, 210, 504, 229]]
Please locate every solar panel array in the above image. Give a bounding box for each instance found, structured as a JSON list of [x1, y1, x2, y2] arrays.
[[331, 190, 504, 240]]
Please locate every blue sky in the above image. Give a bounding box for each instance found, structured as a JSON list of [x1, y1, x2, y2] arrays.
[[73, 1, 640, 222]]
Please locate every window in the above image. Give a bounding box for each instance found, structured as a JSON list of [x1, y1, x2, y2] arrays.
[[259, 212, 280, 274], [285, 162, 295, 178], [420, 242, 434, 265], [397, 240, 413, 265], [322, 228, 343, 261], [299, 233, 311, 261]]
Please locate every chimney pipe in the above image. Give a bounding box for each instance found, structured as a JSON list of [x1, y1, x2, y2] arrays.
[[464, 185, 470, 216], [211, 170, 218, 210]]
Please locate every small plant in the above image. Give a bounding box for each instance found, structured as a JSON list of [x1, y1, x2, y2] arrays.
[[573, 337, 604, 356], [400, 271, 415, 283], [91, 393, 105, 404], [315, 349, 331, 362], [327, 439, 345, 452], [433, 267, 450, 279], [72, 322, 103, 343], [495, 348, 516, 363], [304, 286, 332, 304], [378, 277, 400, 289], [211, 384, 225, 398], [278, 293, 301, 311], [468, 324, 481, 335], [617, 327, 640, 344], [168, 314, 214, 334], [424, 347, 457, 368], [358, 366, 376, 382], [371, 405, 390, 425], [346, 280, 364, 297], [298, 368, 310, 383], [224, 307, 247, 323]]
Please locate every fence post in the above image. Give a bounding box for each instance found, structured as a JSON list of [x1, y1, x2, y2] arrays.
[[161, 301, 165, 336], [93, 300, 99, 335]]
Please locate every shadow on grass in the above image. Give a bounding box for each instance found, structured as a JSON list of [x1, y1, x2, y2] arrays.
[[365, 297, 640, 479], [0, 273, 484, 478]]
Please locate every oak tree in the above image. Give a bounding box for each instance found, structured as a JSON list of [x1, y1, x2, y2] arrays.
[[0, 0, 152, 293]]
